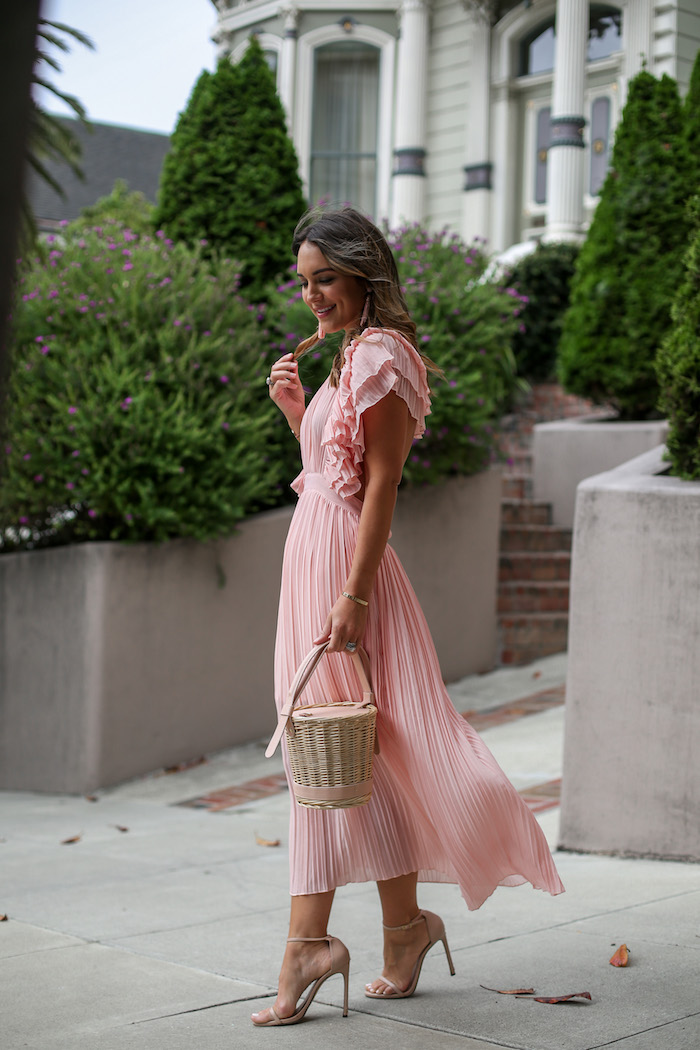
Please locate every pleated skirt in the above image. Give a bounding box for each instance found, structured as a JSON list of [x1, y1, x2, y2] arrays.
[[274, 480, 564, 910]]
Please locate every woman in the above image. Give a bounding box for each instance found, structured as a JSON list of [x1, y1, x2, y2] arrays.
[[252, 207, 564, 1027]]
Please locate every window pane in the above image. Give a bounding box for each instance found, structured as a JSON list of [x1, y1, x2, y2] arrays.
[[528, 26, 556, 75], [520, 9, 622, 75], [589, 96, 611, 195], [587, 11, 622, 61], [535, 106, 551, 204], [310, 43, 379, 213]]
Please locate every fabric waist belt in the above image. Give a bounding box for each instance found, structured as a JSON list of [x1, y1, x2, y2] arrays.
[[302, 472, 362, 517]]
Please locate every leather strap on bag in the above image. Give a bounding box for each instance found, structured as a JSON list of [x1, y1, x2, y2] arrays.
[[265, 641, 375, 759]]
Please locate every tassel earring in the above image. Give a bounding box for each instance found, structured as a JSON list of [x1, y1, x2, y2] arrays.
[[360, 293, 371, 329], [317, 317, 325, 340]]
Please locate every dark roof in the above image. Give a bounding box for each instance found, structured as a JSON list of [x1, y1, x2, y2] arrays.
[[28, 117, 170, 229]]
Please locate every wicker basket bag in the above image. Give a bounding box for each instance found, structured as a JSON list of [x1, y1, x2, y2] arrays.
[[265, 641, 378, 809]]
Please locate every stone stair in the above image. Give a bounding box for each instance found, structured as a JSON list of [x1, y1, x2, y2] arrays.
[[495, 385, 591, 666]]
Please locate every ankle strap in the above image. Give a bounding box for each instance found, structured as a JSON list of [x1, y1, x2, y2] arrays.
[[287, 935, 330, 942], [383, 911, 424, 932]]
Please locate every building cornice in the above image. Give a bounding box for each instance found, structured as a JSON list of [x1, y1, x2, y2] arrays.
[[217, 0, 400, 32]]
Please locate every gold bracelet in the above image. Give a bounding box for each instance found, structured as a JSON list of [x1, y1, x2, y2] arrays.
[[342, 590, 368, 606]]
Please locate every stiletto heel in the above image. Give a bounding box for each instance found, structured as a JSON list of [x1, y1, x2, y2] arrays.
[[364, 910, 456, 999], [252, 935, 350, 1026]]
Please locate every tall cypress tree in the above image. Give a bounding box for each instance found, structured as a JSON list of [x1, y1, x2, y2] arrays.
[[154, 39, 305, 299], [683, 48, 700, 191], [655, 195, 700, 479], [557, 71, 691, 419]]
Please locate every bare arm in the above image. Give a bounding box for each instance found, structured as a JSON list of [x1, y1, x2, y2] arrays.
[[316, 390, 415, 652]]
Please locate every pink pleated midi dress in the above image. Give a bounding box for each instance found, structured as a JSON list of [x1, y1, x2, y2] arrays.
[[274, 328, 564, 910]]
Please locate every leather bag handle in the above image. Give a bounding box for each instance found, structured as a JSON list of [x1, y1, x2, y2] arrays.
[[265, 642, 374, 759]]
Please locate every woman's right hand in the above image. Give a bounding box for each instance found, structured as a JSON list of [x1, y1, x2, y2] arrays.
[[268, 353, 305, 424]]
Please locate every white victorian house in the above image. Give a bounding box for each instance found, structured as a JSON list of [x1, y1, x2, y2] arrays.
[[210, 0, 700, 251]]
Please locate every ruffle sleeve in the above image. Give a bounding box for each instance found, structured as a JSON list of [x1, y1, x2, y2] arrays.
[[322, 328, 431, 499]]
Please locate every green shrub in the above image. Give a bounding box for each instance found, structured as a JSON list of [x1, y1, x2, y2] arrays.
[[264, 224, 526, 486], [1, 225, 286, 550], [70, 178, 154, 237], [154, 40, 305, 300], [506, 242, 579, 382], [655, 195, 700, 479], [558, 71, 691, 419]]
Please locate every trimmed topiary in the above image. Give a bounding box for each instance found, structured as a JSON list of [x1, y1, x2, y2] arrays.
[[558, 71, 691, 419], [655, 195, 700, 479], [154, 39, 305, 300], [506, 241, 579, 382]]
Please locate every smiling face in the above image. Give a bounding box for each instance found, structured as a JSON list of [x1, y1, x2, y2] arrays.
[[296, 240, 367, 337]]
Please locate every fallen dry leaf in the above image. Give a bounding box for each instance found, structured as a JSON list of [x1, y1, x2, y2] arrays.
[[113, 825, 129, 834], [0, 914, 8, 922], [163, 756, 207, 775], [255, 834, 281, 848], [481, 985, 536, 995], [609, 944, 630, 967], [532, 670, 542, 680], [534, 992, 592, 1004], [84, 795, 99, 803], [61, 834, 82, 845]]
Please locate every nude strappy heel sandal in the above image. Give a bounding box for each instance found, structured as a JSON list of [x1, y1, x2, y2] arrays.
[[364, 910, 455, 999], [252, 935, 350, 1026]]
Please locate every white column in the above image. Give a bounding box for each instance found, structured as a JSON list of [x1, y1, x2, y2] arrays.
[[623, 0, 653, 89], [391, 0, 429, 227], [279, 6, 298, 132], [461, 16, 491, 244], [544, 0, 588, 243]]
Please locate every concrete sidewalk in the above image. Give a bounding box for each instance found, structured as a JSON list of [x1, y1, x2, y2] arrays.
[[1, 653, 699, 1049]]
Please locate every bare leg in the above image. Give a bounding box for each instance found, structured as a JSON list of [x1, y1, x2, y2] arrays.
[[251, 889, 335, 1024], [365, 872, 431, 996]]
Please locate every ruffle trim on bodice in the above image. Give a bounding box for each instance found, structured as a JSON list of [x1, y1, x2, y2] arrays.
[[321, 328, 431, 499]]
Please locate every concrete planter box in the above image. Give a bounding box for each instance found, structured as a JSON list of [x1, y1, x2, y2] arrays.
[[560, 446, 700, 861], [0, 470, 501, 793], [533, 416, 669, 527]]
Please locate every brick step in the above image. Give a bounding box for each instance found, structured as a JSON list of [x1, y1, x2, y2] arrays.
[[499, 551, 572, 582], [501, 474, 533, 500], [499, 613, 570, 665], [500, 499, 552, 526], [500, 524, 572, 553], [498, 581, 570, 614]]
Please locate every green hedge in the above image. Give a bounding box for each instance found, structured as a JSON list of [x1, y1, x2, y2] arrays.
[[1, 225, 286, 549], [506, 242, 579, 382]]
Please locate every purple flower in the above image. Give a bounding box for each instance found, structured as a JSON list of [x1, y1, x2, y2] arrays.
[[81, 468, 89, 475], [71, 449, 80, 457], [122, 263, 133, 272], [120, 397, 132, 410], [4, 445, 11, 454], [219, 375, 229, 384], [68, 406, 78, 414], [66, 481, 75, 490], [203, 330, 211, 337], [88, 508, 97, 518], [19, 516, 29, 525], [34, 474, 44, 483], [222, 421, 230, 430], [23, 453, 31, 461], [125, 512, 133, 522]]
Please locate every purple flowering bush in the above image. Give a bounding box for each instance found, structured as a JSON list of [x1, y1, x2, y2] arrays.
[[263, 224, 526, 485], [1, 225, 285, 549]]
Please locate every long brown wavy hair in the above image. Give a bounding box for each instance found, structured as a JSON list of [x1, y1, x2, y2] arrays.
[[292, 206, 440, 386]]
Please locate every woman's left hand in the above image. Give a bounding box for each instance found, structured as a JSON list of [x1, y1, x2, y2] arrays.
[[314, 594, 368, 653]]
